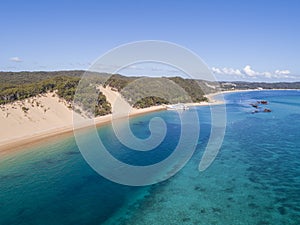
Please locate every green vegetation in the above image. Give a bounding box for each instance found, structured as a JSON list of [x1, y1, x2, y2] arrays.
[[0, 70, 84, 87], [220, 81, 300, 90], [1, 70, 299, 113], [120, 77, 187, 105], [105, 75, 209, 107], [104, 74, 137, 91], [169, 77, 208, 102], [73, 83, 111, 116], [133, 96, 169, 108], [0, 76, 80, 104], [95, 94, 112, 116], [0, 71, 111, 117], [21, 106, 29, 113]]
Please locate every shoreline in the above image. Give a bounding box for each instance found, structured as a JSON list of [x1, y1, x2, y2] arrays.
[[0, 105, 166, 155], [1, 88, 298, 155], [0, 100, 222, 155]]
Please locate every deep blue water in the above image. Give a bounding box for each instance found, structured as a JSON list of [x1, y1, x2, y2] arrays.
[[0, 90, 300, 224]]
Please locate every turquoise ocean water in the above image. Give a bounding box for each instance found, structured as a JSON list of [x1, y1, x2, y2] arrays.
[[0, 90, 299, 224]]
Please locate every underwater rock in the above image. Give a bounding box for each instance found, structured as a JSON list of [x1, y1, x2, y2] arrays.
[[250, 103, 259, 108], [259, 100, 268, 105], [277, 206, 287, 215]]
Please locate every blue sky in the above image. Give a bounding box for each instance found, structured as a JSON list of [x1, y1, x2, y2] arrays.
[[1, 0, 300, 81]]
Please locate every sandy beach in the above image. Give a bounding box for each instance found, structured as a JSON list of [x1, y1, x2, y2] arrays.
[[0, 87, 167, 153], [0, 86, 250, 153], [206, 88, 259, 99]]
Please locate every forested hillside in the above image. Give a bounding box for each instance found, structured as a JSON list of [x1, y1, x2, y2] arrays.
[[1, 71, 299, 111], [0, 71, 111, 116], [104, 75, 209, 108]]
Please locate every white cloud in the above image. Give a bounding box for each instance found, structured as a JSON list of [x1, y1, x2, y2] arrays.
[[212, 65, 294, 80], [211, 67, 222, 74], [243, 65, 258, 77], [275, 69, 290, 75], [224, 68, 243, 76], [262, 71, 272, 78], [9, 57, 22, 62], [212, 67, 243, 76]]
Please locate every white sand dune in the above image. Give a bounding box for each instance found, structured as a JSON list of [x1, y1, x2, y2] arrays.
[[0, 87, 165, 152], [0, 93, 74, 150]]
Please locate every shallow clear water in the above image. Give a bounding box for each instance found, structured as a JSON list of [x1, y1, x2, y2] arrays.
[[0, 90, 299, 225]]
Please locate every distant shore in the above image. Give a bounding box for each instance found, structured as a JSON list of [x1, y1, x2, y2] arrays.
[[205, 88, 300, 102]]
